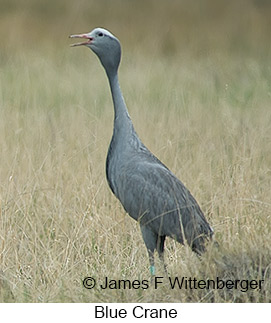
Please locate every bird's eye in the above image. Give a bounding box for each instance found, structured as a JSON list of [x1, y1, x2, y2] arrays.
[[98, 32, 104, 37]]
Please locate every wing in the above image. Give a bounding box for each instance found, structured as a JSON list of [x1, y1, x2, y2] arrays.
[[115, 151, 213, 247]]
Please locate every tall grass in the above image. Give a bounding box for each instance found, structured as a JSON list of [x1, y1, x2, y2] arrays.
[[0, 0, 270, 302]]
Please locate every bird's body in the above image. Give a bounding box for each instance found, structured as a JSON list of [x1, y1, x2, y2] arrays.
[[70, 28, 213, 274]]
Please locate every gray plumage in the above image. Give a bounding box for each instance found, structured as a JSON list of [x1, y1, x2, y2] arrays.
[[70, 28, 213, 274]]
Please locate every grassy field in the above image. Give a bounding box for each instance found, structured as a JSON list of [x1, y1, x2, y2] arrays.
[[0, 0, 271, 302]]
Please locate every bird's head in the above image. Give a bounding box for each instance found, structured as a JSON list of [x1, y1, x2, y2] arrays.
[[70, 28, 121, 75]]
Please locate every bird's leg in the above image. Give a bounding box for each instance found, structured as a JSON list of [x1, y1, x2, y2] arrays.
[[147, 249, 155, 276], [140, 225, 157, 277], [158, 252, 168, 277], [157, 235, 168, 277]]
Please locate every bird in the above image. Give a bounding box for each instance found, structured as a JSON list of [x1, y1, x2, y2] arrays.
[[69, 28, 213, 275]]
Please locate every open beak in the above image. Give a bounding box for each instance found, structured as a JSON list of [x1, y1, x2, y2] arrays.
[[69, 33, 93, 47]]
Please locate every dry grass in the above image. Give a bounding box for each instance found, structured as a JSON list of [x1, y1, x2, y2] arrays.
[[0, 0, 271, 302]]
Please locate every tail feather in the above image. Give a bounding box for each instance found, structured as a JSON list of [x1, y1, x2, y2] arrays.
[[188, 221, 214, 255]]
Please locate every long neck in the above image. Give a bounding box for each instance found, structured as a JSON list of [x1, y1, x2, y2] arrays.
[[107, 71, 133, 137]]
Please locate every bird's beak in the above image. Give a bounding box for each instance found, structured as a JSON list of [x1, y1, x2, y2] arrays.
[[69, 33, 93, 47]]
